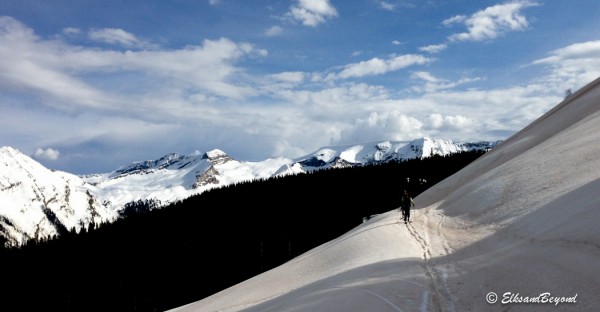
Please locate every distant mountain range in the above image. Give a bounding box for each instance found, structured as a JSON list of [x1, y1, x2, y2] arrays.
[[0, 137, 499, 245]]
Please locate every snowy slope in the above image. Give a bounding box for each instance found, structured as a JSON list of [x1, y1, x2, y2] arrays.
[[171, 77, 600, 312], [0, 147, 115, 245]]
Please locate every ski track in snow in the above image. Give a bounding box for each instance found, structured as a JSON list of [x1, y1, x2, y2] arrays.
[[420, 290, 430, 312], [221, 212, 451, 312], [357, 288, 405, 312], [203, 210, 460, 312], [402, 209, 456, 312], [353, 210, 458, 312]]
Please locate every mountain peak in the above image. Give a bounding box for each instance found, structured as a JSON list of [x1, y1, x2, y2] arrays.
[[0, 148, 114, 245], [0, 146, 23, 158], [202, 149, 232, 165], [203, 149, 227, 159], [112, 152, 187, 178]]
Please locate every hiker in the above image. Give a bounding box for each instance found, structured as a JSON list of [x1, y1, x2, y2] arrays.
[[400, 189, 415, 223]]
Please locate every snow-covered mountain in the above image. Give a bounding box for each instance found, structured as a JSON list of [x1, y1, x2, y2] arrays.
[[277, 137, 498, 175], [0, 137, 497, 245], [83, 137, 497, 210], [82, 149, 293, 210], [0, 147, 114, 245]]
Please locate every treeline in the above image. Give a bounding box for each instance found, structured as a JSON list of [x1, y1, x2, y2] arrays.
[[0, 151, 484, 312]]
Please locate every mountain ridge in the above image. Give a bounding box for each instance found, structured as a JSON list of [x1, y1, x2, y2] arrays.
[[0, 137, 499, 245]]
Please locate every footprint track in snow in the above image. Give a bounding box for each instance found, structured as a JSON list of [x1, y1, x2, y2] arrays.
[[401, 212, 455, 312]]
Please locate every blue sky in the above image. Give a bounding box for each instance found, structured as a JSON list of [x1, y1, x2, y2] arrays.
[[2, 0, 600, 174]]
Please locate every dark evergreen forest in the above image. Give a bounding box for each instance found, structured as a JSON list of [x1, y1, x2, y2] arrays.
[[0, 151, 484, 312]]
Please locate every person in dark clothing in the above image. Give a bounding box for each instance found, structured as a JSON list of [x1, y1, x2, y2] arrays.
[[400, 189, 415, 223]]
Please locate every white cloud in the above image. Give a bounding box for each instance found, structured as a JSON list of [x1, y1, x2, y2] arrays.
[[447, 1, 539, 42], [88, 28, 155, 49], [411, 71, 482, 93], [34, 148, 60, 160], [274, 83, 389, 109], [392, 40, 403, 45], [532, 40, 600, 89], [265, 25, 283, 36], [428, 113, 472, 130], [378, 1, 416, 11], [379, 1, 396, 11], [265, 72, 307, 91], [61, 27, 81, 35], [417, 84, 560, 133], [419, 43, 447, 54], [443, 15, 466, 27], [412, 71, 439, 83], [287, 0, 338, 27], [429, 113, 444, 128], [351, 50, 363, 57], [335, 54, 431, 80], [0, 16, 265, 116], [0, 18, 114, 111], [209, 0, 220, 5], [338, 111, 424, 144], [270, 71, 305, 83]]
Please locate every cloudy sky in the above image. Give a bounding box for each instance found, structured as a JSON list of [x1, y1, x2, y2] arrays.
[[2, 0, 600, 174]]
